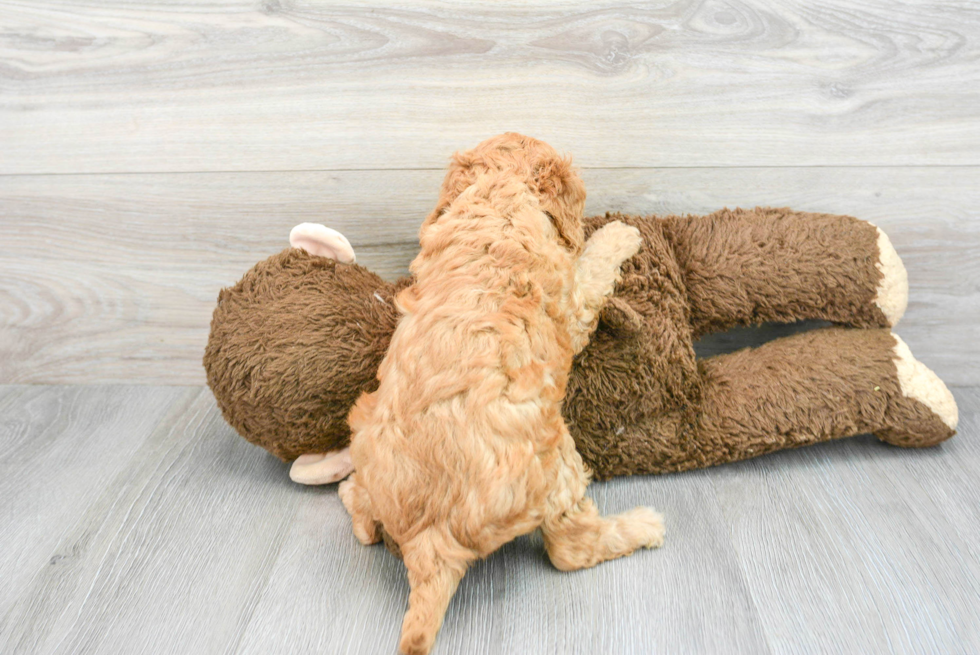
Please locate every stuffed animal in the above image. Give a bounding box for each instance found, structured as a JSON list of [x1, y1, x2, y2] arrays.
[[204, 208, 958, 484]]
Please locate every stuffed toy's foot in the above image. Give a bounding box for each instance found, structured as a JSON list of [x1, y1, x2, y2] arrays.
[[289, 448, 354, 484], [875, 334, 958, 447], [873, 227, 908, 326]]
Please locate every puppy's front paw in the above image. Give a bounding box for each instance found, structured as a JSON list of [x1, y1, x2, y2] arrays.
[[607, 221, 644, 262], [586, 221, 643, 267]]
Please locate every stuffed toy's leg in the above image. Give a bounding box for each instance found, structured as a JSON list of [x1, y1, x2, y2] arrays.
[[675, 327, 957, 473], [661, 208, 908, 337]]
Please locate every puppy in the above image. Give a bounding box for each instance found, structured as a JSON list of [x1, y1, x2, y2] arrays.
[[339, 133, 664, 655]]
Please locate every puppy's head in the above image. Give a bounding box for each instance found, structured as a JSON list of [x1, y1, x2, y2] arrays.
[[426, 133, 587, 252]]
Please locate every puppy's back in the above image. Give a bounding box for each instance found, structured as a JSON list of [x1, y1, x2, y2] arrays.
[[349, 172, 577, 550]]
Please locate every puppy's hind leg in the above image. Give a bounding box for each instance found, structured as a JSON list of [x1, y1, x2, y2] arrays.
[[398, 532, 472, 655], [543, 497, 665, 572], [338, 474, 382, 545], [542, 436, 664, 572]]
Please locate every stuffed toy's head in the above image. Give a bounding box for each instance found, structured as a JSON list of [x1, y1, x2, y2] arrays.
[[203, 227, 410, 469]]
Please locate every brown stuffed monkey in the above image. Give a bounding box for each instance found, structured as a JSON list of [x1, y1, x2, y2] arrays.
[[204, 208, 958, 484]]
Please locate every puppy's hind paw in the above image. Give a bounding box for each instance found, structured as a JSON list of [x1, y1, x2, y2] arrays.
[[621, 506, 665, 550]]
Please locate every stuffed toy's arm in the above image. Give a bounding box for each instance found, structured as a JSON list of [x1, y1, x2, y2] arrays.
[[597, 297, 645, 337], [286, 223, 357, 485]]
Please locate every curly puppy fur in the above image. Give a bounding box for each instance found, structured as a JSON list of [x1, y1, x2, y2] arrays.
[[338, 134, 664, 655]]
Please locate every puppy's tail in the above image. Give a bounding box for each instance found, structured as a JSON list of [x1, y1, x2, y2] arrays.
[[398, 531, 470, 655]]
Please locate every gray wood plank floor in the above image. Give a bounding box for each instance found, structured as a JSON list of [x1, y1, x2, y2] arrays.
[[2, 1, 978, 654], [1, 384, 977, 655]]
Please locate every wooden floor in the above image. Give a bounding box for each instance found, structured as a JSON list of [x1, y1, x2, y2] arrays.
[[0, 384, 977, 654], [2, 1, 979, 653]]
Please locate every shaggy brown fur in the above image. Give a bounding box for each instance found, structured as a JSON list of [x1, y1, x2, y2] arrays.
[[204, 208, 956, 480], [204, 252, 410, 460], [563, 209, 955, 478], [337, 134, 663, 655], [663, 207, 888, 337]]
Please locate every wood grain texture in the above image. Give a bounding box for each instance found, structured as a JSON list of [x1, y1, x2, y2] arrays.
[[0, 387, 301, 655], [1, 385, 977, 653], [2, 166, 976, 385], [0, 385, 196, 632], [1, 1, 976, 651], [1, 0, 979, 174], [235, 463, 772, 655], [711, 387, 980, 654]]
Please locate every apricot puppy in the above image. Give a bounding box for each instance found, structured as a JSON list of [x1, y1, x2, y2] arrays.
[[339, 134, 664, 655]]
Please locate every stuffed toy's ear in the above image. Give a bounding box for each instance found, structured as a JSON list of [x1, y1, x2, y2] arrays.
[[289, 223, 356, 263], [289, 448, 354, 485]]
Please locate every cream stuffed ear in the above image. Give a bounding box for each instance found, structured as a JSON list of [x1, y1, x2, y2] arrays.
[[289, 448, 354, 485], [289, 223, 356, 263]]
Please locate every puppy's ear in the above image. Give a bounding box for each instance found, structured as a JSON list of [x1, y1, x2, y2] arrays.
[[422, 151, 479, 233], [535, 157, 586, 253]]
